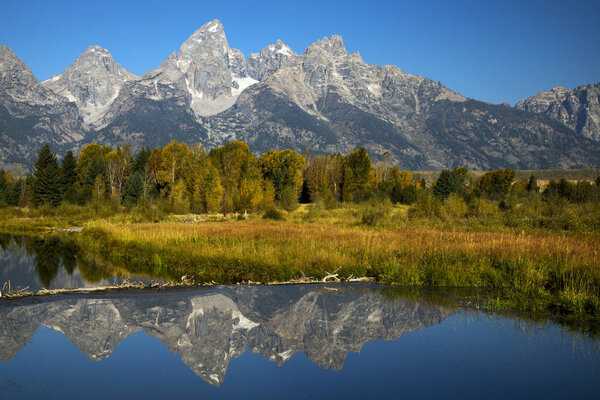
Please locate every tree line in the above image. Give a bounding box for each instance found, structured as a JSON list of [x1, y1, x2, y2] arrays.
[[0, 141, 599, 213]]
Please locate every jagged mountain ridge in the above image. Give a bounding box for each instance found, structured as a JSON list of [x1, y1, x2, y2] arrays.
[[515, 83, 600, 142], [1, 19, 600, 170], [0, 45, 85, 169], [42, 45, 137, 127], [0, 285, 454, 386]]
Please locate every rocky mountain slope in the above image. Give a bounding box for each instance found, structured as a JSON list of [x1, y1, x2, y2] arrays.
[[42, 45, 136, 127], [0, 46, 85, 169], [0, 285, 454, 385], [1, 19, 599, 170], [515, 83, 600, 142]]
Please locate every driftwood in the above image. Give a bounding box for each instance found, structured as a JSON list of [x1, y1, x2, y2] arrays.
[[1, 273, 375, 300], [322, 267, 342, 282]]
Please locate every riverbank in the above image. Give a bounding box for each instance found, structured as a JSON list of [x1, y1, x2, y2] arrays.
[[1, 203, 599, 317]]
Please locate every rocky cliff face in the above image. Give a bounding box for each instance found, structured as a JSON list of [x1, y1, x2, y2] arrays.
[[42, 45, 136, 127], [515, 83, 600, 142], [247, 39, 297, 81], [0, 285, 454, 385], [2, 20, 600, 170], [0, 46, 85, 169]]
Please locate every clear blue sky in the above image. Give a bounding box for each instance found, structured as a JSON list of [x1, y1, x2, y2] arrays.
[[2, 0, 599, 105]]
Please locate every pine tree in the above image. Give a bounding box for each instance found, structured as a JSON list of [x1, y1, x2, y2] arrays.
[[5, 180, 22, 206], [61, 150, 77, 201], [433, 170, 460, 200], [526, 175, 539, 193], [33, 145, 63, 207], [0, 170, 9, 203], [61, 151, 77, 187], [122, 172, 144, 204]]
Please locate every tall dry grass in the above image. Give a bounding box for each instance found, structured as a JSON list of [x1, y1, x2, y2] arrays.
[[79, 219, 600, 316]]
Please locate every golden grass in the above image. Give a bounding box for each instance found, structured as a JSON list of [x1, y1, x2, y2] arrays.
[[76, 216, 600, 316]]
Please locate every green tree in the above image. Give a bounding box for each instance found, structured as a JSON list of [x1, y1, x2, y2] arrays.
[[526, 175, 539, 193], [474, 169, 516, 199], [33, 145, 63, 207], [5, 180, 22, 206], [279, 185, 299, 211], [122, 172, 144, 204], [343, 147, 372, 202], [76, 143, 110, 183], [433, 170, 460, 200], [159, 140, 191, 187], [106, 146, 132, 199], [304, 154, 345, 202], [61, 150, 78, 202], [0, 170, 11, 203]]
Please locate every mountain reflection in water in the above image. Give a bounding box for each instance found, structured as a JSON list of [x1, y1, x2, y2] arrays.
[[0, 285, 453, 385]]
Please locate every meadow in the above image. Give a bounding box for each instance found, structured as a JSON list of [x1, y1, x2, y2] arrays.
[[0, 200, 588, 317]]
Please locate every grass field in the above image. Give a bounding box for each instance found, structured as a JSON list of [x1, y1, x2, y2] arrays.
[[1, 202, 599, 317]]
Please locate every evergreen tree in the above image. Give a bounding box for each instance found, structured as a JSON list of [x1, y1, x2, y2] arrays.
[[433, 170, 460, 200], [132, 148, 151, 174], [5, 180, 22, 206], [61, 150, 77, 200], [526, 175, 539, 193], [122, 172, 144, 204], [33, 145, 63, 207], [0, 170, 9, 202]]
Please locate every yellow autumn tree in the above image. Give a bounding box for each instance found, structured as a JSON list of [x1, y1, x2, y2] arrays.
[[258, 149, 306, 199], [192, 160, 224, 213]]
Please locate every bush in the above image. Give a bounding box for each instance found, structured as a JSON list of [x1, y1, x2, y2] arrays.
[[279, 186, 299, 212], [316, 189, 339, 210], [409, 191, 445, 220], [263, 208, 284, 220], [360, 199, 392, 226], [303, 205, 322, 222], [468, 197, 499, 219], [444, 194, 468, 219]]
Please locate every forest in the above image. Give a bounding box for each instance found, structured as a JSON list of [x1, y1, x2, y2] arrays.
[[1, 140, 599, 230]]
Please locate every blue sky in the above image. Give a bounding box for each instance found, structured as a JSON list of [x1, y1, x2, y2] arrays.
[[2, 0, 599, 105]]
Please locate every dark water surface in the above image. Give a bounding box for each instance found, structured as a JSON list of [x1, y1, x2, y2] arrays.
[[1, 234, 600, 399], [0, 233, 159, 291]]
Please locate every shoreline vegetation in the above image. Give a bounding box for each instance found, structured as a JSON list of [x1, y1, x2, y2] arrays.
[[1, 140, 599, 319]]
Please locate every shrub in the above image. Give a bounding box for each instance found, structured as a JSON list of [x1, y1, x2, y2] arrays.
[[444, 194, 468, 219], [409, 191, 445, 220], [279, 186, 299, 211], [263, 207, 284, 220], [361, 199, 392, 226], [468, 197, 499, 219]]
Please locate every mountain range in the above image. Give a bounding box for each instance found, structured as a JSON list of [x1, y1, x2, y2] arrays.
[[1, 19, 599, 171], [0, 285, 455, 385]]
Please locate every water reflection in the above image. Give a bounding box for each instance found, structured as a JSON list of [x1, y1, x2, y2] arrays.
[[0, 285, 455, 385], [0, 233, 154, 290]]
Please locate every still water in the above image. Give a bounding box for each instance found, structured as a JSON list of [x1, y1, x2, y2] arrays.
[[1, 234, 599, 399], [0, 233, 159, 291]]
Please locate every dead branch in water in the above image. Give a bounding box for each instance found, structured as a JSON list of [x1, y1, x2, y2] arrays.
[[322, 267, 342, 282], [0, 274, 374, 300]]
